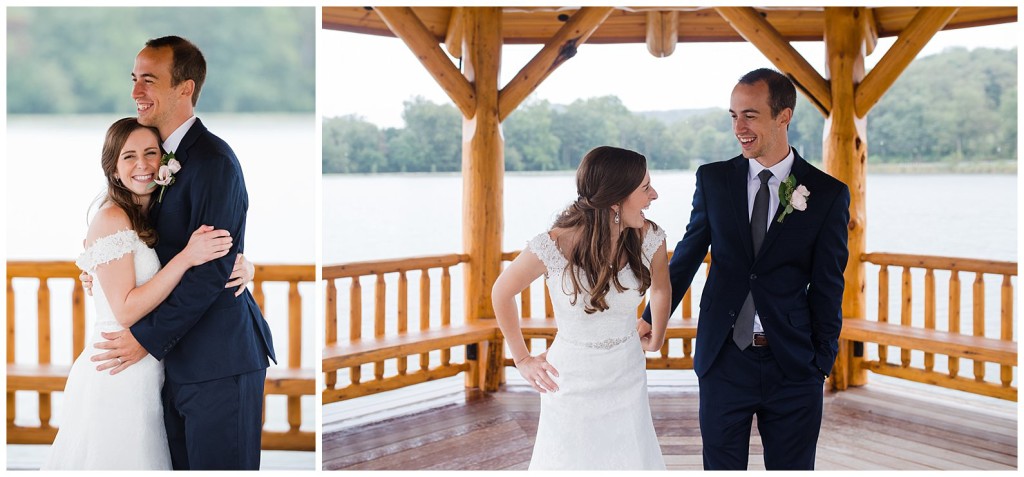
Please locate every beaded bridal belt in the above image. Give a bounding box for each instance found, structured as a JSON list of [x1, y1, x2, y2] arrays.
[[557, 329, 637, 350]]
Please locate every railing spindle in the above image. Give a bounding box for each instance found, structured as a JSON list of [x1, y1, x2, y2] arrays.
[[374, 273, 386, 380], [877, 265, 889, 363], [924, 268, 935, 371], [349, 277, 362, 385], [1000, 274, 1013, 387], [325, 279, 337, 389], [397, 271, 408, 375], [973, 272, 985, 381], [38, 278, 52, 428], [900, 267, 912, 367], [441, 266, 451, 366], [948, 270, 961, 377], [7, 276, 16, 429], [419, 269, 430, 370]]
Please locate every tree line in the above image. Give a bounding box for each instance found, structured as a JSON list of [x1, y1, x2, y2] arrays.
[[324, 47, 1016, 173], [7, 7, 315, 114]]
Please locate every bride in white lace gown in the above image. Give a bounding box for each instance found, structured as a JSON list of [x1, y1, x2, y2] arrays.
[[493, 146, 671, 470], [42, 118, 234, 470]]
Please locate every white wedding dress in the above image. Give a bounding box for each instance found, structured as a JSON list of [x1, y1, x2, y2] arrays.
[[41, 229, 172, 470], [526, 227, 667, 470]]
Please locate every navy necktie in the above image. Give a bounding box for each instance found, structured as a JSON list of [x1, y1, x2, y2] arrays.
[[733, 169, 773, 350]]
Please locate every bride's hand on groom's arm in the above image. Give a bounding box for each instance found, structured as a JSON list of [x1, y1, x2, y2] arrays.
[[224, 253, 255, 297], [515, 352, 560, 394], [92, 329, 149, 375]]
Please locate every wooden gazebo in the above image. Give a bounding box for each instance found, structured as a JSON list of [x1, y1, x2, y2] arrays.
[[322, 6, 1017, 469]]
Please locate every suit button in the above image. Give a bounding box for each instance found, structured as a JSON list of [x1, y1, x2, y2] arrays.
[[750, 274, 757, 280], [729, 311, 736, 317]]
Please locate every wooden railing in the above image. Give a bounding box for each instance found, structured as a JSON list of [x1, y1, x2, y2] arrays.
[[838, 253, 1017, 400], [323, 254, 504, 403], [6, 261, 316, 451], [323, 250, 1017, 404]]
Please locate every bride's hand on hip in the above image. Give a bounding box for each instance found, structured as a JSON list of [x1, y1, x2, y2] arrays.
[[516, 351, 560, 393]]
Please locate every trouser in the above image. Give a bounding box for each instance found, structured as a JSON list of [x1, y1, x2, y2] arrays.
[[698, 336, 823, 470], [163, 367, 267, 470]]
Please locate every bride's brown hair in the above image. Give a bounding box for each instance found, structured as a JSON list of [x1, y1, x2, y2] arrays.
[[94, 118, 161, 247], [552, 146, 658, 314]]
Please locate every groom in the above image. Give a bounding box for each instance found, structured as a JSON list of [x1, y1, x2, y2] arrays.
[[641, 68, 849, 469], [92, 36, 276, 470]]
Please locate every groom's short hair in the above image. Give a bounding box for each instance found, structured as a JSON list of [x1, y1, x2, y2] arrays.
[[146, 36, 206, 107], [738, 68, 796, 118]]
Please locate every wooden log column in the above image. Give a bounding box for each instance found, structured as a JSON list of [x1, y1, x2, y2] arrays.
[[461, 8, 504, 391], [823, 7, 868, 389]]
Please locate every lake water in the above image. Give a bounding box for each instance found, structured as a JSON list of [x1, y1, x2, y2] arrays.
[[6, 114, 317, 437], [324, 170, 1018, 383]]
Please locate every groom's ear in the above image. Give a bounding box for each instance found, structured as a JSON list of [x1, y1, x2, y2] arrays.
[[178, 79, 195, 101]]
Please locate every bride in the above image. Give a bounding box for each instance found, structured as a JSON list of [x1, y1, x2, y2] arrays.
[[42, 117, 249, 470], [492, 146, 670, 470]]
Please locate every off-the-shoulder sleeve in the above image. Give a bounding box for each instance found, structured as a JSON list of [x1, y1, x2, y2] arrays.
[[75, 229, 140, 271], [642, 225, 667, 262], [526, 232, 567, 271]]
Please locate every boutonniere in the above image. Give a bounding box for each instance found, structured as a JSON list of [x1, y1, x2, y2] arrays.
[[777, 175, 809, 223], [148, 152, 181, 203]]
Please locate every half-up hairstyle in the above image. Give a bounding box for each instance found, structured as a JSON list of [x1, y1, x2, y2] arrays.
[[552, 146, 658, 314], [96, 117, 161, 246]]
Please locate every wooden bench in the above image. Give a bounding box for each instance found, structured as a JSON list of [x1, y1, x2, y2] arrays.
[[841, 319, 1017, 366], [323, 322, 503, 402]]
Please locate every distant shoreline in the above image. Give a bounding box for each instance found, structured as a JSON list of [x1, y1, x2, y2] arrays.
[[324, 161, 1018, 177]]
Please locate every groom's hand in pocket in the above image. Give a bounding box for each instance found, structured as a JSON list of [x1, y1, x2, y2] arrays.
[[92, 329, 150, 375]]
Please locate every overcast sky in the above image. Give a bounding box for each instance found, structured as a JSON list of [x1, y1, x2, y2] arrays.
[[320, 21, 1019, 128]]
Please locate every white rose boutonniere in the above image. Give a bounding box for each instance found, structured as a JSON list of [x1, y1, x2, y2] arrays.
[[777, 176, 809, 223], [148, 152, 179, 203]]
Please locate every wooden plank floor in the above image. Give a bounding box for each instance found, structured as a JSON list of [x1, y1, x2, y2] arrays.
[[325, 373, 1017, 470]]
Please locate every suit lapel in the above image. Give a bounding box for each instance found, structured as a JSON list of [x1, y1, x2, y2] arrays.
[[756, 149, 810, 261], [152, 119, 207, 222], [728, 156, 755, 263]]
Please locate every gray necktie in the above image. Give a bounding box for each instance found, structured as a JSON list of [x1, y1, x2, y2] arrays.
[[733, 169, 773, 350]]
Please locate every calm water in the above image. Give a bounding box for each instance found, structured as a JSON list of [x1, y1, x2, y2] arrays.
[[325, 170, 1018, 383], [7, 114, 316, 434]]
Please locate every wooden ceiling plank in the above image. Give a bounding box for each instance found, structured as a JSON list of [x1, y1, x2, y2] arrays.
[[715, 7, 832, 115], [498, 7, 614, 122], [855, 7, 958, 117], [375, 7, 476, 118]]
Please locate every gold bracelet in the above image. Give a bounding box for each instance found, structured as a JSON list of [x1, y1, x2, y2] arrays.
[[513, 355, 529, 366]]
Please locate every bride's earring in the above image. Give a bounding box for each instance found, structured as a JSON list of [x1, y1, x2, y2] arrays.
[[614, 210, 620, 224]]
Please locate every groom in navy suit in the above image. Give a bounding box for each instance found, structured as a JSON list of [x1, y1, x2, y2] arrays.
[[92, 36, 276, 470], [642, 68, 849, 469]]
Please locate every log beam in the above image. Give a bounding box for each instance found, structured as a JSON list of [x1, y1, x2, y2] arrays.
[[499, 7, 613, 122], [715, 6, 832, 116], [823, 7, 869, 389], [375, 7, 476, 118], [444, 7, 465, 59], [860, 6, 879, 56], [855, 7, 958, 117], [646, 10, 679, 58]]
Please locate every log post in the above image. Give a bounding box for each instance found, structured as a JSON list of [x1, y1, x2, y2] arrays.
[[461, 7, 504, 391], [823, 7, 868, 389]]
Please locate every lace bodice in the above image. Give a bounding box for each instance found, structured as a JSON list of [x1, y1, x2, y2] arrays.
[[527, 226, 666, 348], [75, 229, 161, 328]]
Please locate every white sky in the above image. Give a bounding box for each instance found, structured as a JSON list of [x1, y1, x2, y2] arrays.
[[320, 20, 1020, 128]]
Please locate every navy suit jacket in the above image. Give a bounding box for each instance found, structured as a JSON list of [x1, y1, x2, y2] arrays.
[[132, 119, 276, 384], [646, 149, 849, 381]]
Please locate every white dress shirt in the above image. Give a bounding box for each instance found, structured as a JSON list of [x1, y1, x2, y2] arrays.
[[161, 115, 198, 153], [746, 147, 795, 333]]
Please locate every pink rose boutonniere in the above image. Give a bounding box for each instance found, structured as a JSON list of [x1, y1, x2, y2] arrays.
[[777, 175, 809, 223], [148, 152, 180, 203]]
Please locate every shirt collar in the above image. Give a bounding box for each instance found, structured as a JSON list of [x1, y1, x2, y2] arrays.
[[748, 147, 795, 182], [161, 115, 197, 153]]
